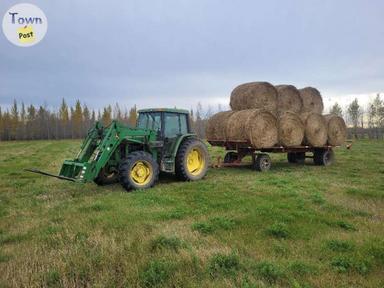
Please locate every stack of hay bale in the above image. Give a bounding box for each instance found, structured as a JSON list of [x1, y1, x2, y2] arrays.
[[206, 82, 347, 148]]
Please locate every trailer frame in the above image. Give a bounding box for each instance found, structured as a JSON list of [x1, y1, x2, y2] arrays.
[[208, 140, 338, 171]]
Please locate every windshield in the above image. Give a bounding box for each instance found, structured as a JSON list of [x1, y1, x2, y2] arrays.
[[136, 112, 162, 131]]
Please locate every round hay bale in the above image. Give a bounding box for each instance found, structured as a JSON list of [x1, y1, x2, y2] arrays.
[[278, 112, 304, 147], [299, 87, 324, 114], [226, 110, 255, 141], [247, 110, 278, 148], [300, 112, 327, 147], [206, 111, 235, 140], [324, 114, 347, 146], [230, 82, 278, 112], [275, 85, 303, 114], [226, 109, 278, 148]]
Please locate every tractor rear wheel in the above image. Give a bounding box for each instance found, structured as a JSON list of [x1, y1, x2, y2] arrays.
[[94, 166, 118, 186], [175, 138, 209, 181], [119, 151, 159, 191]]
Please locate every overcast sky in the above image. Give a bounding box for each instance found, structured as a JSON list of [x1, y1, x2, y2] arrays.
[[0, 0, 383, 112]]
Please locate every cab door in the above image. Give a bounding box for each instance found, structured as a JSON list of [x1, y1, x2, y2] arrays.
[[161, 112, 189, 170]]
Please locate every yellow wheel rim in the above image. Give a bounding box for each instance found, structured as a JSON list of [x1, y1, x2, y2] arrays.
[[130, 160, 153, 186], [187, 148, 205, 176]]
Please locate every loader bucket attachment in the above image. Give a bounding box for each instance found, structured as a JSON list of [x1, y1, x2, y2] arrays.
[[24, 168, 77, 182], [59, 160, 89, 181]]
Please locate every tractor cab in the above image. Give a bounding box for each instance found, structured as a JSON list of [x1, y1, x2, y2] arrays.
[[136, 108, 191, 140], [136, 108, 195, 173]]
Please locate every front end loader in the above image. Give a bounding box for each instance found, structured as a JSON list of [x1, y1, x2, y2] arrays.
[[27, 108, 209, 191]]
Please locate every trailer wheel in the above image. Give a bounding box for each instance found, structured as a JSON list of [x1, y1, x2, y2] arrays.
[[175, 138, 209, 181], [119, 151, 159, 191], [287, 152, 305, 164], [287, 153, 296, 163], [295, 152, 306, 164], [255, 153, 271, 172], [94, 166, 118, 186], [224, 151, 238, 163], [314, 149, 334, 166]]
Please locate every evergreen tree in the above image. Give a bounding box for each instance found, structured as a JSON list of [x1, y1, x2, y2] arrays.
[[83, 104, 91, 135], [72, 100, 83, 138], [114, 103, 123, 121], [128, 105, 137, 127], [19, 102, 26, 140], [347, 98, 361, 138], [59, 98, 69, 138], [10, 100, 19, 140], [27, 105, 36, 139], [102, 105, 112, 126], [91, 110, 96, 126], [329, 102, 343, 117], [2, 110, 11, 140]]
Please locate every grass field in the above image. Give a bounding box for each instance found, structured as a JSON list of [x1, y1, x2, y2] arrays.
[[0, 140, 383, 288]]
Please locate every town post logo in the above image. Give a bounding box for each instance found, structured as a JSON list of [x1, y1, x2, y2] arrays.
[[2, 3, 48, 47]]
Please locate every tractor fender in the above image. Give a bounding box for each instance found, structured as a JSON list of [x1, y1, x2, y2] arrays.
[[171, 134, 198, 158]]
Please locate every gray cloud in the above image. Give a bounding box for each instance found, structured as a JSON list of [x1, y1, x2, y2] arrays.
[[1, 0, 383, 110]]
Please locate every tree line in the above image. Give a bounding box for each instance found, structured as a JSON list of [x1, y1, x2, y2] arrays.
[[0, 95, 383, 141], [329, 94, 384, 139], [0, 99, 138, 141]]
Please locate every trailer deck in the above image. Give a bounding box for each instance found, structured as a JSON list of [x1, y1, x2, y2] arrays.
[[208, 139, 339, 171]]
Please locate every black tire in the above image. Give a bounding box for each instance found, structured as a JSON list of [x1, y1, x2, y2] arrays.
[[224, 151, 238, 163], [175, 138, 209, 181], [295, 152, 306, 164], [119, 151, 159, 191], [287, 153, 296, 163], [314, 149, 334, 166], [94, 166, 119, 186], [254, 153, 271, 172], [287, 152, 305, 164]]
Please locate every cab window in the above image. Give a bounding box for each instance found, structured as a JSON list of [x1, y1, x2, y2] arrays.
[[164, 113, 188, 138], [137, 112, 162, 131]]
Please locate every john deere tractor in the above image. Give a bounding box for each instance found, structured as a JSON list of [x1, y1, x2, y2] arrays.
[[27, 108, 209, 191]]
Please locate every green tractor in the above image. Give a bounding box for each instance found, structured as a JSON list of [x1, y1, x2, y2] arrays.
[[27, 108, 209, 191]]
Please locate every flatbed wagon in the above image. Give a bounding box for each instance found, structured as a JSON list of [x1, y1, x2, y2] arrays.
[[208, 139, 340, 171]]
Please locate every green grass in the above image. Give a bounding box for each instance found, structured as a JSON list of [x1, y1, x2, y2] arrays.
[[0, 139, 384, 287]]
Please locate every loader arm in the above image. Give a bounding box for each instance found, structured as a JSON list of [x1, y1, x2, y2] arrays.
[[27, 120, 152, 183], [59, 121, 147, 182]]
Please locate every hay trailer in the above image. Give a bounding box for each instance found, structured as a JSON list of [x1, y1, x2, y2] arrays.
[[208, 140, 337, 171]]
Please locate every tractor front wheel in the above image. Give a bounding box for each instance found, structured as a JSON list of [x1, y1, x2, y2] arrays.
[[175, 138, 209, 181], [119, 151, 159, 191]]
